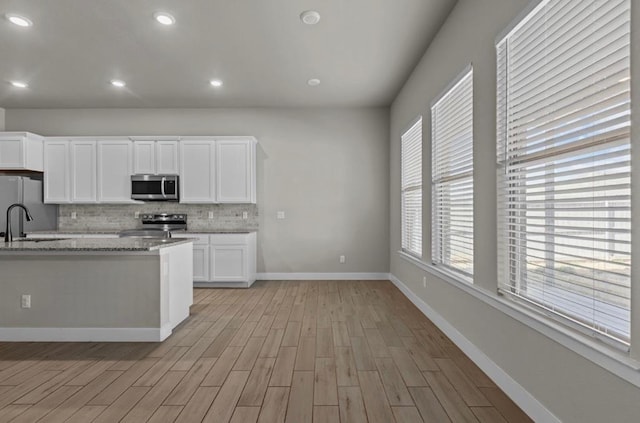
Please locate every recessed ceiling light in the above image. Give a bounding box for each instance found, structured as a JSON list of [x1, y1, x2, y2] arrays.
[[110, 79, 126, 88], [5, 13, 32, 27], [300, 10, 321, 25], [210, 79, 223, 87], [307, 78, 321, 86], [154, 12, 175, 25], [10, 81, 28, 88]]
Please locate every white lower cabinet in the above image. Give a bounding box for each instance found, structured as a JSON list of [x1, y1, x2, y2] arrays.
[[186, 234, 210, 282], [210, 237, 248, 282], [173, 232, 256, 287]]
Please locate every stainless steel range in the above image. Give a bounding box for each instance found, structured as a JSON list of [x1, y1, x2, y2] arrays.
[[119, 213, 187, 238]]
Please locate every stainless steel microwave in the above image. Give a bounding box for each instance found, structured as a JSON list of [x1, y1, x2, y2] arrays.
[[131, 174, 179, 201]]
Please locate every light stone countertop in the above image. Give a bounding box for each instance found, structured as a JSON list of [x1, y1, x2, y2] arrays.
[[0, 237, 193, 252], [27, 230, 255, 235]]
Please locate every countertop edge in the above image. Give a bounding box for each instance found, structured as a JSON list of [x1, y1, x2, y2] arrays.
[[0, 238, 194, 253]]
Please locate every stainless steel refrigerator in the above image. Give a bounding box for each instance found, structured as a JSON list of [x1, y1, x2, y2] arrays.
[[0, 174, 58, 238]]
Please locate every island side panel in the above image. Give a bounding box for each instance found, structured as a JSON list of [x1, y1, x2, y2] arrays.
[[0, 254, 161, 339], [160, 242, 193, 335]]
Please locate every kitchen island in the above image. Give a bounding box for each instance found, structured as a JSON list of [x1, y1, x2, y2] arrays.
[[0, 237, 193, 342]]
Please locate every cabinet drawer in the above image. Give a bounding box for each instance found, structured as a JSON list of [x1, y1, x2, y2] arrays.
[[173, 233, 209, 245], [209, 233, 250, 245]]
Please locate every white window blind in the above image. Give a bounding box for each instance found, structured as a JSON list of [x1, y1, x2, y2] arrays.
[[431, 69, 474, 280], [401, 118, 423, 257], [496, 0, 631, 345]]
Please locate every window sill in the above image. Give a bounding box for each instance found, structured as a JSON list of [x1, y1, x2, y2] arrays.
[[397, 250, 640, 388]]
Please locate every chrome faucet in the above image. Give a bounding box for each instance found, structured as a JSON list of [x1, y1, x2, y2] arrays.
[[5, 203, 33, 243]]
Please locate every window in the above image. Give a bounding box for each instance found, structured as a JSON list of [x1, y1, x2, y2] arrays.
[[431, 68, 474, 280], [497, 0, 631, 345], [401, 118, 423, 257]]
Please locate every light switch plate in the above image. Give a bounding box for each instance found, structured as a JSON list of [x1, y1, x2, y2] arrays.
[[277, 211, 285, 219]]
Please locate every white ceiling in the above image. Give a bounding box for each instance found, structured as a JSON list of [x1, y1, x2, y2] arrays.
[[0, 0, 456, 108]]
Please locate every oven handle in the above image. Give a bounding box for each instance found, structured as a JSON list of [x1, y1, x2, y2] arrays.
[[161, 176, 166, 198]]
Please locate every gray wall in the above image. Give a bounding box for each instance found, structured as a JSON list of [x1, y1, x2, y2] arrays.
[[6, 107, 390, 274], [0, 108, 5, 130], [389, 0, 640, 422]]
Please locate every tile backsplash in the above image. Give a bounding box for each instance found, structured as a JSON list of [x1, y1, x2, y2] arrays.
[[58, 204, 258, 232]]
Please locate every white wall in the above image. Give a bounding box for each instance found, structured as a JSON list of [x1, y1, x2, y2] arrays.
[[390, 0, 640, 422], [6, 107, 390, 275]]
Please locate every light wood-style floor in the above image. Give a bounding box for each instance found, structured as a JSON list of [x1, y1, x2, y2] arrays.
[[0, 280, 533, 422]]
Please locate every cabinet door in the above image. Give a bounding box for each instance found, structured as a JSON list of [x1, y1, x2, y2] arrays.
[[216, 140, 254, 203], [0, 137, 24, 168], [180, 141, 216, 203], [97, 140, 133, 202], [210, 245, 248, 282], [156, 141, 179, 174], [133, 141, 156, 174], [193, 244, 210, 282], [44, 141, 71, 203], [70, 141, 97, 203], [172, 233, 210, 282]]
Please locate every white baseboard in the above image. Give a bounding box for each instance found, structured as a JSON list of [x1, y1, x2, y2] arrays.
[[194, 281, 251, 288], [388, 274, 560, 423], [256, 272, 390, 281], [0, 325, 172, 342]]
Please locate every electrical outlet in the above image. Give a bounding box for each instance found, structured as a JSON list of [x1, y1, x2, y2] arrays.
[[134, 211, 140, 218], [423, 276, 427, 288], [21, 294, 31, 309], [339, 255, 346, 264], [242, 211, 248, 219], [277, 211, 285, 219], [208, 211, 214, 219], [71, 212, 77, 219]]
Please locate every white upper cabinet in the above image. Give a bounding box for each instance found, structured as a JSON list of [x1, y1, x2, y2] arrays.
[[216, 139, 256, 203], [44, 140, 71, 203], [156, 141, 179, 174], [97, 140, 133, 203], [43, 135, 257, 204], [0, 132, 44, 171], [132, 139, 179, 175], [180, 140, 216, 203], [70, 140, 97, 203], [46, 138, 134, 204], [133, 141, 155, 174]]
